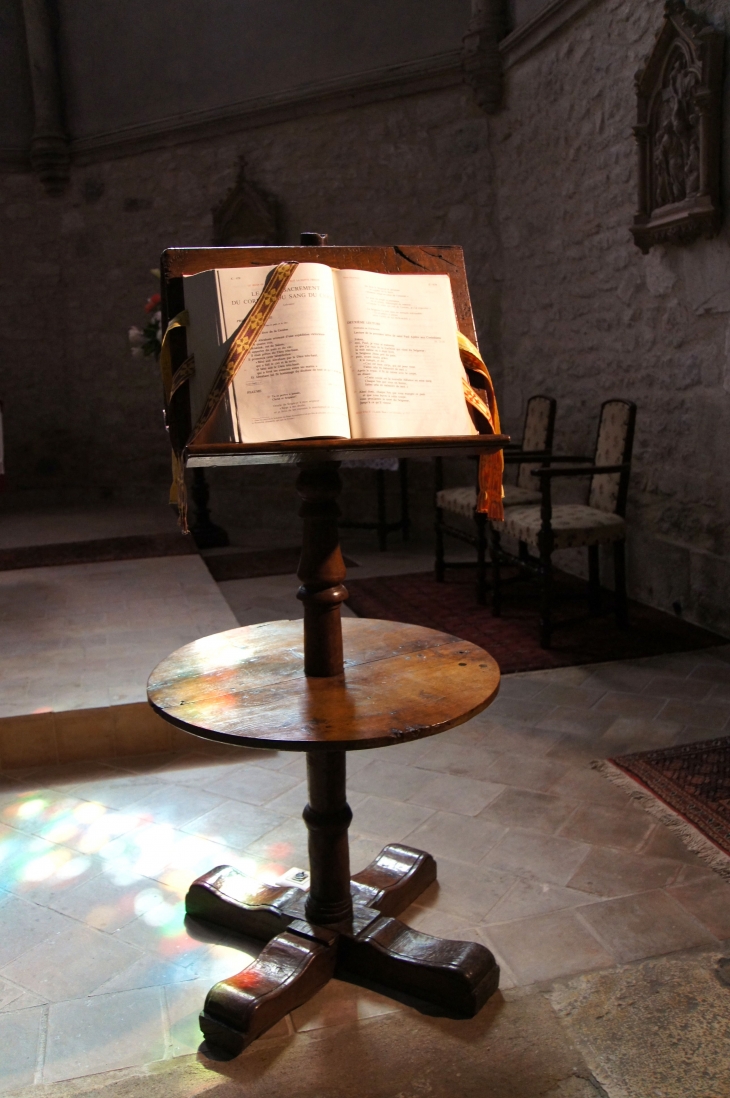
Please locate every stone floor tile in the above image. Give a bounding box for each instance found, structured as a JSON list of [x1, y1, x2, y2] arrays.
[[484, 879, 597, 924], [410, 741, 501, 781], [485, 909, 613, 986], [483, 673, 548, 699], [576, 890, 718, 964], [556, 802, 655, 852], [0, 916, 142, 1001], [545, 733, 608, 767], [291, 977, 404, 1033], [409, 773, 504, 816], [477, 723, 564, 758], [123, 784, 226, 828], [405, 812, 506, 866], [537, 707, 615, 738], [668, 875, 730, 940], [400, 905, 477, 940], [349, 759, 435, 800], [43, 986, 166, 1083], [638, 822, 704, 864], [479, 697, 555, 725], [478, 788, 578, 834], [433, 722, 493, 748], [481, 829, 590, 887], [545, 765, 634, 808], [580, 665, 658, 694], [525, 683, 607, 710], [411, 858, 515, 922], [592, 692, 667, 719], [639, 675, 714, 701], [48, 873, 180, 933], [352, 796, 435, 841], [66, 774, 168, 811], [671, 724, 728, 746], [687, 655, 730, 682], [244, 816, 310, 866], [566, 846, 684, 898], [199, 765, 301, 806], [0, 1005, 45, 1093], [349, 835, 390, 873], [181, 800, 285, 849], [708, 680, 730, 703], [91, 952, 201, 995], [0, 789, 87, 839], [481, 754, 569, 794], [154, 754, 244, 786], [658, 699, 730, 731], [0, 894, 71, 968], [596, 720, 682, 761]]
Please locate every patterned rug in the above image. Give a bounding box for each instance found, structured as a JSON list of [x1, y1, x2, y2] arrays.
[[344, 567, 724, 675], [596, 738, 730, 879]]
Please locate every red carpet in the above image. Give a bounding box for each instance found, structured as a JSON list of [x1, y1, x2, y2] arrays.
[[344, 568, 724, 675], [596, 737, 730, 879]]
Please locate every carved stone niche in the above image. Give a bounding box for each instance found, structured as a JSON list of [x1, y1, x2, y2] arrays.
[[632, 1, 724, 254], [212, 161, 282, 246]]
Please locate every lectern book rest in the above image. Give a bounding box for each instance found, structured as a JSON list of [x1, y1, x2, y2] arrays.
[[184, 262, 476, 445]]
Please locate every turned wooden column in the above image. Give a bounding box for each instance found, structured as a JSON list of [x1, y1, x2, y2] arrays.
[[296, 461, 353, 924], [296, 462, 348, 677]]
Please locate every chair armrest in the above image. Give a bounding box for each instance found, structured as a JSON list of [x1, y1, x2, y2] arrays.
[[531, 463, 630, 479]]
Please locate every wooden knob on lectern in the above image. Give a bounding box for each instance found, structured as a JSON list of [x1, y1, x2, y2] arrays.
[[300, 232, 329, 246]]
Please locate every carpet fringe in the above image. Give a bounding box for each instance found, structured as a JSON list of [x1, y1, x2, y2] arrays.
[[591, 759, 730, 882]]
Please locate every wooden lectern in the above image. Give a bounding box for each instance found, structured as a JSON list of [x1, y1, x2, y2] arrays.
[[148, 241, 508, 1055]]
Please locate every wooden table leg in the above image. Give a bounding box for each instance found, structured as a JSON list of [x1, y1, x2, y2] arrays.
[[304, 750, 353, 925], [181, 460, 499, 1054]]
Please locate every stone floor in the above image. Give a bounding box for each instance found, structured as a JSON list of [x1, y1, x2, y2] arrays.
[[1, 642, 730, 1092], [1, 510, 729, 1095]]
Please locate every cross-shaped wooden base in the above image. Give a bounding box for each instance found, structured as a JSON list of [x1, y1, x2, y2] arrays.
[[186, 843, 499, 1056]]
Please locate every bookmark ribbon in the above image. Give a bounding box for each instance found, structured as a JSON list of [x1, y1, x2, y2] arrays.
[[158, 262, 300, 522], [159, 263, 504, 524], [458, 333, 504, 520]]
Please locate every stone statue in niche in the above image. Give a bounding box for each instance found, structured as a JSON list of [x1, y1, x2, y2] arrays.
[[211, 160, 282, 246], [632, 1, 723, 254]]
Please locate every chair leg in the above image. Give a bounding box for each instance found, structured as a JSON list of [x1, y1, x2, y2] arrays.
[[376, 469, 387, 551], [614, 539, 628, 629], [476, 514, 487, 606], [539, 544, 552, 648], [399, 460, 410, 542], [490, 524, 502, 617], [518, 540, 529, 568], [588, 545, 601, 616]]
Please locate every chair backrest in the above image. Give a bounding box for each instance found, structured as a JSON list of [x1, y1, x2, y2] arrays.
[[516, 395, 557, 488], [588, 400, 637, 515]]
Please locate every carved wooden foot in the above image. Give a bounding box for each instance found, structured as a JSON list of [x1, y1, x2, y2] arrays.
[[186, 843, 499, 1053], [200, 919, 337, 1056]]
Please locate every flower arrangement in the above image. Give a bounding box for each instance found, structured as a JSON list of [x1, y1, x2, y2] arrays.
[[128, 272, 163, 359]]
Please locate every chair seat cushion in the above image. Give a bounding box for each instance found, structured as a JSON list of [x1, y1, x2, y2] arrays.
[[437, 484, 541, 518], [500, 504, 626, 549]]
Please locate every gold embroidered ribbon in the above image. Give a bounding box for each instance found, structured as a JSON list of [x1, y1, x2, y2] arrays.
[[158, 262, 299, 521], [159, 264, 504, 523], [458, 332, 504, 520]]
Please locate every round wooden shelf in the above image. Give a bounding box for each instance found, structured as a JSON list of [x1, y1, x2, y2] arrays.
[[148, 617, 500, 751]]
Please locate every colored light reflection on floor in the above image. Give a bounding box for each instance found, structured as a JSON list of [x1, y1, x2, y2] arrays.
[[0, 785, 289, 973]]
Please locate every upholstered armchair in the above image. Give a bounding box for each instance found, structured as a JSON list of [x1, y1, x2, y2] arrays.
[[491, 399, 637, 648], [435, 395, 556, 604]]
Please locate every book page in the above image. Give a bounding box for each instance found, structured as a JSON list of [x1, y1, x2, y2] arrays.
[[332, 269, 476, 439], [185, 263, 351, 443]]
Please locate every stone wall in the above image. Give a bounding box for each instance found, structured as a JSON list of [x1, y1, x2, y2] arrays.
[[492, 0, 730, 634]]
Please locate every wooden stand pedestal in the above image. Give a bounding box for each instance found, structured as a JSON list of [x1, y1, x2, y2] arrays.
[[149, 459, 503, 1055]]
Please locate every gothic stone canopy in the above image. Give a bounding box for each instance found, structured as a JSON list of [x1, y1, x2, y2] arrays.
[[631, 1, 724, 254]]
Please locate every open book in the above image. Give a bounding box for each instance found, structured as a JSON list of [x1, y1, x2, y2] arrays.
[[183, 263, 477, 444]]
